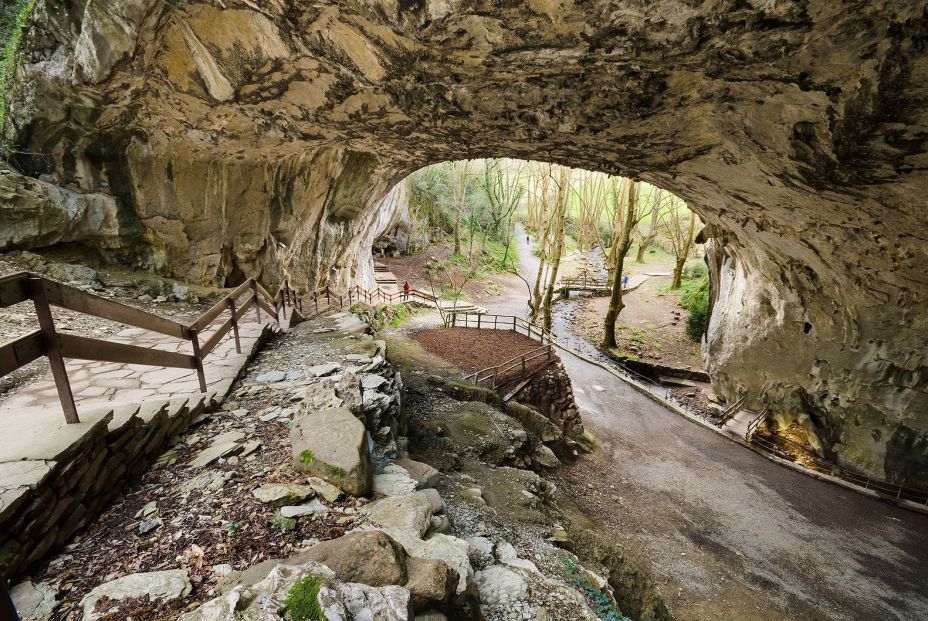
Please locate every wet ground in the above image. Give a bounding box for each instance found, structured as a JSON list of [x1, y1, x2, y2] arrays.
[[474, 233, 928, 621]]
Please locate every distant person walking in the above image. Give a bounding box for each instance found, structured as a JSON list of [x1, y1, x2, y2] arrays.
[[402, 281, 410, 301], [622, 274, 629, 289]]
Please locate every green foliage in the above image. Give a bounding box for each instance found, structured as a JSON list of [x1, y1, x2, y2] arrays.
[[679, 275, 709, 341], [300, 450, 315, 464], [562, 557, 630, 621], [682, 260, 708, 280], [389, 304, 410, 327], [0, 0, 36, 141], [284, 574, 325, 621]]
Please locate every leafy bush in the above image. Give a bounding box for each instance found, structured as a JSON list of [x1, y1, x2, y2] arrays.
[[679, 275, 709, 341], [682, 260, 708, 280], [284, 574, 325, 621]]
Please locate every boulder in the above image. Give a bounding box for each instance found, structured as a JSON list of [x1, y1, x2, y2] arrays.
[[364, 492, 434, 537], [474, 565, 528, 606], [465, 537, 495, 570], [80, 570, 191, 621], [373, 472, 419, 497], [404, 558, 458, 611], [301, 531, 408, 587], [419, 488, 446, 515], [393, 458, 440, 489], [383, 530, 472, 595], [291, 406, 372, 496]]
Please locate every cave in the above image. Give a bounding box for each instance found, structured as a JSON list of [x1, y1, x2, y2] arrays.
[[3, 0, 927, 487]]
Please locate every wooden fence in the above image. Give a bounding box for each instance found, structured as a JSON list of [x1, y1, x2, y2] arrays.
[[463, 344, 554, 389], [0, 272, 297, 424], [444, 311, 928, 509]]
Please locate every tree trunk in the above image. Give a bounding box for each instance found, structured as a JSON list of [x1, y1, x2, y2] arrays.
[[635, 241, 648, 263], [453, 210, 462, 255], [602, 181, 637, 348], [671, 211, 697, 288], [672, 257, 685, 288], [542, 168, 570, 330]]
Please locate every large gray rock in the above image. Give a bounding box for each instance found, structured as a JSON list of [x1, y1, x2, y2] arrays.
[[301, 531, 408, 587], [80, 570, 191, 621], [364, 492, 434, 537], [251, 483, 314, 507], [474, 565, 528, 606], [291, 406, 372, 496], [393, 458, 440, 489]]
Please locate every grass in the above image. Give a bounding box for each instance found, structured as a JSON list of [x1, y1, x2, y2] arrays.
[[0, 0, 36, 144], [284, 574, 325, 621]]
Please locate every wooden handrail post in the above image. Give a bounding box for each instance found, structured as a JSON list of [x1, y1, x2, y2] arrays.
[[314, 292, 319, 314], [477, 314, 482, 329], [29, 277, 79, 424], [188, 327, 207, 392], [251, 281, 262, 323], [513, 316, 516, 331], [227, 297, 242, 354], [326, 286, 331, 303]]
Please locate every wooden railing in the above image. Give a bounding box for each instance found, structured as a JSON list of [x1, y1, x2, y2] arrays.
[[0, 272, 297, 424], [744, 408, 768, 439], [559, 275, 610, 290], [463, 344, 554, 389], [444, 310, 928, 509]]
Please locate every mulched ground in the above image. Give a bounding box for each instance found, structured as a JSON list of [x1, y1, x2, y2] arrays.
[[409, 327, 545, 373]]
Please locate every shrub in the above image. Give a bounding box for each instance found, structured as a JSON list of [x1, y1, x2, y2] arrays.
[[679, 275, 709, 341], [682, 260, 708, 280], [284, 574, 325, 621]]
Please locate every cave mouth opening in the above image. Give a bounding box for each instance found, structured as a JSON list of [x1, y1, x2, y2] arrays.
[[370, 157, 710, 372]]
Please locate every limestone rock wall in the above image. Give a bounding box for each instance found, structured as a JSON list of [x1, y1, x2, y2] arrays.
[[4, 0, 928, 484]]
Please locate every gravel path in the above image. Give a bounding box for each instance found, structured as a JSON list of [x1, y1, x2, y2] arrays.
[[476, 233, 928, 621]]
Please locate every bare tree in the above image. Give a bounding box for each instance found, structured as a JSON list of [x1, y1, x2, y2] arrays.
[[634, 187, 664, 263], [448, 160, 472, 256], [541, 166, 571, 330], [481, 159, 526, 269], [662, 197, 698, 288], [602, 179, 652, 348]]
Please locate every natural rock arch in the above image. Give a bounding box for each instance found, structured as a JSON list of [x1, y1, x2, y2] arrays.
[[4, 1, 927, 484]]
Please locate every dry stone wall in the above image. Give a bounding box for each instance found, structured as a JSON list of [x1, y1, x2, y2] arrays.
[[4, 0, 928, 484], [0, 394, 218, 579], [511, 361, 588, 457]]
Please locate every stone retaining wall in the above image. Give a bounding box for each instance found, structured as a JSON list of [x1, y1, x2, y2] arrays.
[[512, 362, 589, 455], [0, 393, 221, 579]]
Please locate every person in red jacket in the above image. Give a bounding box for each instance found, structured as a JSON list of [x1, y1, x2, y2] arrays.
[[402, 281, 410, 301]]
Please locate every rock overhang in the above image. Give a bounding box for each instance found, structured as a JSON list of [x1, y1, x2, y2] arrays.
[[5, 0, 928, 484]]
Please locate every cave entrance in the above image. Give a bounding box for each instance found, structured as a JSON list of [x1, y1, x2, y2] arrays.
[[371, 158, 709, 382]]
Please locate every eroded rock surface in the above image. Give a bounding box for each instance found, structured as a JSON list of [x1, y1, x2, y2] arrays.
[[5, 1, 928, 482]]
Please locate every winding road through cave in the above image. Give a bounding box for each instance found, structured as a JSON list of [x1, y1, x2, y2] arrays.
[[479, 233, 928, 621]]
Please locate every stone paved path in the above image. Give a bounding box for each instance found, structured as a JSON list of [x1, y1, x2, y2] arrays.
[[0, 311, 280, 463]]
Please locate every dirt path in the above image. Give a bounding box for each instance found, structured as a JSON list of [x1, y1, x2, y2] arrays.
[[473, 236, 928, 621]]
